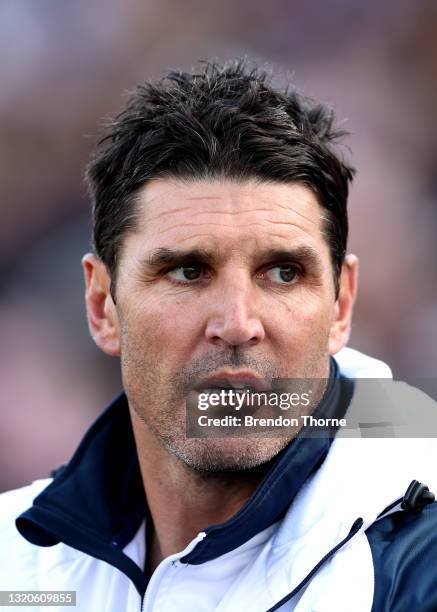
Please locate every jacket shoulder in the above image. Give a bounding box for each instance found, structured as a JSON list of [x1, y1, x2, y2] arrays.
[[368, 502, 437, 611], [0, 479, 52, 589]]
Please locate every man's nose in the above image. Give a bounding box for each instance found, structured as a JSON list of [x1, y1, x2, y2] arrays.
[[204, 277, 265, 348]]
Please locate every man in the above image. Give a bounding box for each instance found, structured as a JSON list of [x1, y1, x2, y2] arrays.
[[1, 59, 437, 611]]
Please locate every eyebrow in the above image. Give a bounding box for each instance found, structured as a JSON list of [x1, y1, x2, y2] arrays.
[[146, 247, 215, 268], [143, 246, 324, 273]]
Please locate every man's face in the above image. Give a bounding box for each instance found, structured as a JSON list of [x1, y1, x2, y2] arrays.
[[84, 178, 356, 471]]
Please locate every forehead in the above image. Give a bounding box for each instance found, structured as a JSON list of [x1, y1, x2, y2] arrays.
[[131, 178, 329, 257]]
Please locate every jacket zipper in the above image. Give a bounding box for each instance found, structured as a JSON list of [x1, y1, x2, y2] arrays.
[[140, 531, 206, 612], [265, 517, 364, 612]]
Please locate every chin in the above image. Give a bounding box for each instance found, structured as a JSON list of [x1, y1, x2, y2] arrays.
[[163, 436, 289, 473]]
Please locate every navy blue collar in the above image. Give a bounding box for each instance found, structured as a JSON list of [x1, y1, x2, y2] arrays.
[[16, 358, 353, 595]]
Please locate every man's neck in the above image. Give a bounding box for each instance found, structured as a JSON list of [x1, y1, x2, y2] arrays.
[[129, 408, 273, 574]]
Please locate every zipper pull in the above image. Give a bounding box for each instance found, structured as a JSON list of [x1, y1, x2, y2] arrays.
[[401, 480, 435, 514]]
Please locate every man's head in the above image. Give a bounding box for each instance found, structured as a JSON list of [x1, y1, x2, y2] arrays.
[[82, 59, 358, 472], [86, 59, 354, 299]]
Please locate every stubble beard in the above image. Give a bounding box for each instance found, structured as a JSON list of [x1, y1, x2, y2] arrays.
[[121, 340, 330, 475]]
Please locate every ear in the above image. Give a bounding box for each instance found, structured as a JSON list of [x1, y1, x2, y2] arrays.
[[82, 253, 120, 356], [328, 254, 359, 355]]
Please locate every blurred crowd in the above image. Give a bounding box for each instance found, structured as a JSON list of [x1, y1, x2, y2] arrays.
[[1, 0, 436, 491]]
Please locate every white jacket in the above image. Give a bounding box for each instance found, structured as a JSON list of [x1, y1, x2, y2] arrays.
[[1, 349, 436, 612]]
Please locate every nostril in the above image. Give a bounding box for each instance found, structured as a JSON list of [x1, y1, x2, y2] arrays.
[[205, 312, 265, 347]]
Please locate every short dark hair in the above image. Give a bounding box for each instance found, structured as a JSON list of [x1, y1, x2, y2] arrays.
[[86, 58, 355, 297]]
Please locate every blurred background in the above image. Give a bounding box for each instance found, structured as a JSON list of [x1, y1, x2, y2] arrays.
[[1, 0, 436, 492]]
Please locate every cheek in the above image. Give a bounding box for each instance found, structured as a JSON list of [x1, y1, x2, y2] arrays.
[[119, 297, 199, 365], [275, 290, 335, 338], [266, 295, 335, 369]]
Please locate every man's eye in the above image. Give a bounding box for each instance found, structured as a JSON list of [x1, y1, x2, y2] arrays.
[[265, 265, 300, 284], [167, 265, 203, 282]]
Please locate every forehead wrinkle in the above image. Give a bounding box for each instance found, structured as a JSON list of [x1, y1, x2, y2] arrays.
[[139, 178, 322, 215], [163, 231, 313, 248], [140, 193, 322, 228], [147, 206, 291, 225], [185, 196, 224, 201], [258, 218, 325, 243], [151, 220, 299, 237], [191, 207, 280, 215], [173, 233, 273, 248], [194, 206, 322, 230], [147, 205, 197, 220], [146, 212, 322, 239], [250, 195, 322, 226], [222, 188, 322, 226], [264, 230, 317, 243], [262, 225, 328, 251], [175, 233, 224, 245], [276, 204, 321, 226], [264, 217, 322, 230], [184, 201, 320, 225]]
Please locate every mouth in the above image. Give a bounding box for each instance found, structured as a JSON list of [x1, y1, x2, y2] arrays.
[[193, 371, 269, 394]]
